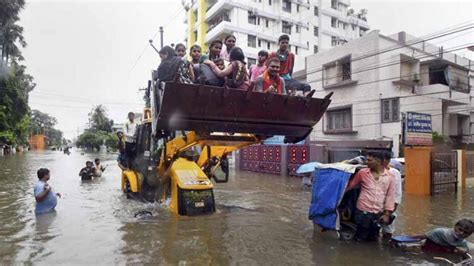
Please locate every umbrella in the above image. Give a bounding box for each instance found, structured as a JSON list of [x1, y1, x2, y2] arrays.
[[390, 159, 403, 172], [296, 162, 320, 174]]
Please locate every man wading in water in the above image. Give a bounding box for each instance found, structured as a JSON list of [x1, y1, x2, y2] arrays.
[[345, 150, 396, 241], [34, 168, 61, 214]]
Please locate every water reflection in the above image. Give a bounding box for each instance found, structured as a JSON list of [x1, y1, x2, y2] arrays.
[[0, 150, 472, 264]]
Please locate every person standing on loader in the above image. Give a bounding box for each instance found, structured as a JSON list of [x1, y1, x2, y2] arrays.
[[123, 112, 138, 168]]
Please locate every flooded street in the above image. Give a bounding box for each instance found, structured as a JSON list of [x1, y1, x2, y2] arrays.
[[0, 150, 473, 264]]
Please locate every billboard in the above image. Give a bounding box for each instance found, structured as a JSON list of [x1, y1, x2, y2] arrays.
[[405, 112, 433, 146]]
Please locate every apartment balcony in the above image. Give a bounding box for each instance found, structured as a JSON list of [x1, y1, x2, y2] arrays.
[[207, 0, 218, 11], [207, 11, 231, 33], [338, 0, 351, 6], [205, 20, 307, 49], [205, 0, 234, 22], [205, 21, 235, 43], [290, 0, 310, 8], [416, 84, 470, 106], [321, 27, 344, 39]]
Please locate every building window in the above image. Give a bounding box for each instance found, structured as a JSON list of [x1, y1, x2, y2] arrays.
[[258, 39, 262, 47], [282, 0, 291, 12], [352, 24, 356, 30], [267, 41, 271, 50], [268, 0, 272, 5], [248, 11, 257, 25], [326, 107, 352, 132], [331, 17, 337, 28], [265, 19, 269, 28], [341, 58, 351, 81], [331, 0, 338, 9], [381, 98, 400, 123], [257, 17, 261, 25], [295, 46, 298, 55], [248, 35, 257, 48], [323, 55, 352, 87], [314, 6, 318, 16], [296, 25, 301, 33], [296, 4, 300, 12], [360, 28, 367, 37], [282, 21, 292, 34], [313, 26, 318, 36], [248, 57, 257, 67], [313, 45, 318, 54], [331, 36, 337, 46]]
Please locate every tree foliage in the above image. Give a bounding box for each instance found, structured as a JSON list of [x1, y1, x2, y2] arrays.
[[76, 106, 116, 150], [29, 109, 63, 147], [90, 105, 113, 133], [76, 130, 117, 151], [0, 0, 35, 145], [1, 0, 26, 63]]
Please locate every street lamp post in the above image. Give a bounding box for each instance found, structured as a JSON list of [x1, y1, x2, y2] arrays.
[[159, 26, 164, 49]]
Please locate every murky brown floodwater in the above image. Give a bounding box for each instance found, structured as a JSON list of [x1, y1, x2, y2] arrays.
[[0, 150, 472, 264]]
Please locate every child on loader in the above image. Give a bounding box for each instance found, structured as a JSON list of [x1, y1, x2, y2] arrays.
[[203, 47, 250, 90]]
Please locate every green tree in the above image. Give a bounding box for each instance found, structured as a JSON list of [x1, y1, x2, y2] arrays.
[[0, 0, 35, 146], [29, 109, 63, 147], [47, 128, 63, 147], [1, 0, 26, 63], [0, 64, 32, 145], [89, 105, 113, 132], [29, 109, 57, 135], [76, 130, 117, 151]]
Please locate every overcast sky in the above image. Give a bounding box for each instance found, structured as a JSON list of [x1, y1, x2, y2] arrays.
[[20, 0, 473, 139]]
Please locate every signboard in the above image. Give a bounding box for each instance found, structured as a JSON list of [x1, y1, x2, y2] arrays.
[[405, 112, 433, 146]]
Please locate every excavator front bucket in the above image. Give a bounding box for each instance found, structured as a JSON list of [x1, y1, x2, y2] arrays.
[[154, 82, 331, 142]]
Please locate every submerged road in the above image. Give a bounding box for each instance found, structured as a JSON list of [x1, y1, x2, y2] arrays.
[[0, 150, 472, 264]]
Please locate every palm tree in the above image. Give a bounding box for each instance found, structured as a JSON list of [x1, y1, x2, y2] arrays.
[[0, 0, 26, 64], [90, 105, 112, 132]]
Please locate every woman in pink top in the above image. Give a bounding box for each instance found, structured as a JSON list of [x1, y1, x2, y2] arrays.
[[220, 34, 236, 61], [204, 47, 250, 90], [249, 50, 268, 81]]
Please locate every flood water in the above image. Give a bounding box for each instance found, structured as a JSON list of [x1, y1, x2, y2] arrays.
[[0, 150, 472, 264]]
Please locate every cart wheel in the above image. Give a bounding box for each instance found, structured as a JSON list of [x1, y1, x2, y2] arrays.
[[339, 222, 357, 241]]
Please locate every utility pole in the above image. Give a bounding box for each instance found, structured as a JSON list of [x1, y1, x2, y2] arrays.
[[159, 26, 164, 49]]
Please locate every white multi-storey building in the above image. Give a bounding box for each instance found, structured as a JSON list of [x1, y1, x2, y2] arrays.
[[182, 0, 370, 71], [306, 30, 473, 159]]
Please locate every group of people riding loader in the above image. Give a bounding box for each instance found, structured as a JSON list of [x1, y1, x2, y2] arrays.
[[155, 34, 311, 96]]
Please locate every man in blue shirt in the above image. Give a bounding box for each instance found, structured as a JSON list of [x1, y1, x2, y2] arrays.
[[34, 168, 61, 214]]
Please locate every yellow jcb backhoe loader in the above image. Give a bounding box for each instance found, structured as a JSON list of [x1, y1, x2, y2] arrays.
[[121, 81, 332, 216]]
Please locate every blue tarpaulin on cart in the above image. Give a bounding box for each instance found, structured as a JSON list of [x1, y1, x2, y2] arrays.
[[308, 168, 352, 230]]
